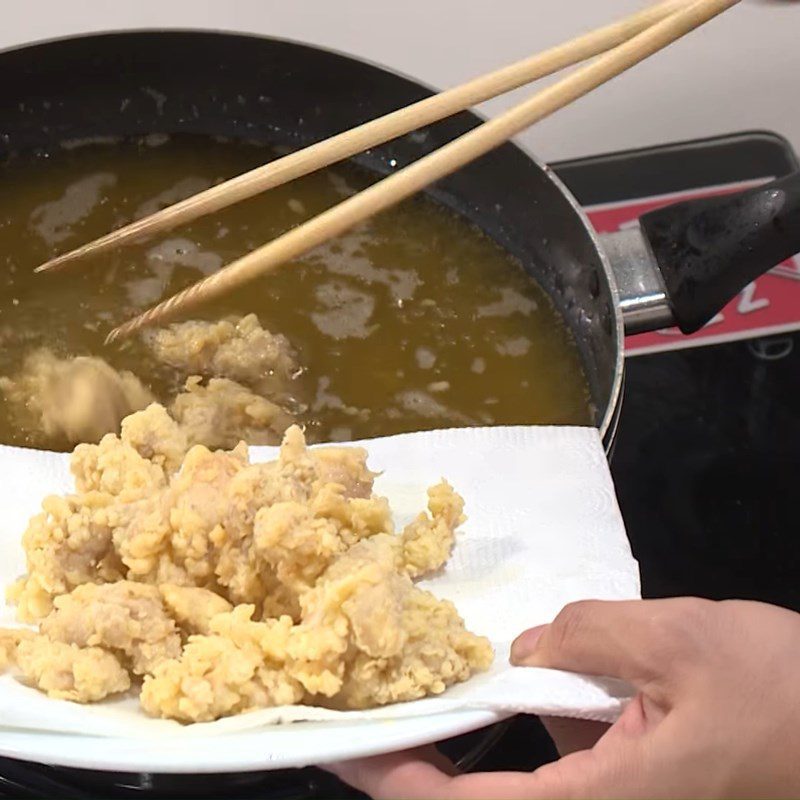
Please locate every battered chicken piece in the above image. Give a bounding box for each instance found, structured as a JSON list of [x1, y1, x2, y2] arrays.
[[15, 636, 130, 702], [400, 481, 465, 577], [312, 446, 377, 499], [214, 425, 377, 613], [40, 581, 181, 675], [141, 605, 302, 722], [118, 403, 189, 475], [335, 585, 493, 709], [0, 349, 154, 447], [9, 408, 182, 623], [252, 483, 392, 614], [227, 424, 319, 517], [286, 536, 492, 707], [113, 442, 247, 587], [71, 424, 170, 501], [170, 376, 294, 450], [159, 584, 233, 635], [7, 491, 125, 623], [286, 544, 392, 697], [144, 315, 298, 399], [0, 627, 34, 670]]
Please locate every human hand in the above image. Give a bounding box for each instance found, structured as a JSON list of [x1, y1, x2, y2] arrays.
[[326, 598, 800, 798]]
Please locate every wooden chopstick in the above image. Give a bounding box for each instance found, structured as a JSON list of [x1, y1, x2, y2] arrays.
[[36, 0, 691, 275], [107, 0, 739, 343]]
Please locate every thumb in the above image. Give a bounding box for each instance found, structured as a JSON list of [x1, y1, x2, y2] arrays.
[[511, 598, 703, 696], [524, 733, 655, 800]]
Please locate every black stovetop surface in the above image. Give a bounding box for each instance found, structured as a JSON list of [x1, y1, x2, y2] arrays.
[[612, 336, 800, 608], [3, 130, 799, 798]]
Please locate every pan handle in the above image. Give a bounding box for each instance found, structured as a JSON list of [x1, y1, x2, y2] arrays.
[[639, 170, 800, 334]]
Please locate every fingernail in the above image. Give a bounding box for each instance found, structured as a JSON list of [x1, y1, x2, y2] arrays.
[[510, 625, 546, 665]]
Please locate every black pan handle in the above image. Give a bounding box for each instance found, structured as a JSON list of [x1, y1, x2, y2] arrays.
[[639, 170, 800, 334]]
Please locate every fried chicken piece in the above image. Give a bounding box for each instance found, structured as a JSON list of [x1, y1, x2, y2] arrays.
[[70, 404, 187, 509], [105, 426, 321, 611], [336, 586, 493, 709], [144, 315, 298, 398], [140, 605, 302, 722], [119, 403, 189, 475], [0, 349, 154, 447], [142, 314, 304, 450], [39, 581, 181, 675], [15, 636, 130, 702], [159, 584, 233, 635], [113, 443, 247, 586], [312, 446, 376, 499], [163, 444, 246, 570], [71, 429, 169, 501], [285, 537, 401, 697], [227, 425, 319, 519], [251, 501, 340, 618], [256, 477, 461, 613], [400, 480, 465, 578], [9, 409, 182, 623], [7, 491, 124, 623], [310, 482, 393, 539], [0, 628, 35, 670], [253, 484, 392, 611], [286, 537, 492, 708], [214, 425, 333, 612], [171, 376, 294, 450], [220, 429, 318, 554]]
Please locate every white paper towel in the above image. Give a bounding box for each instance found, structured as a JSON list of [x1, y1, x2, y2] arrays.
[[0, 425, 640, 739]]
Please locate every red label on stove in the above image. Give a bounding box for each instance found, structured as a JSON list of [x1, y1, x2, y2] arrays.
[[585, 179, 800, 356]]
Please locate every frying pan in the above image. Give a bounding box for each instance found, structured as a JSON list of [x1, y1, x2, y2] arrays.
[[1, 30, 799, 452]]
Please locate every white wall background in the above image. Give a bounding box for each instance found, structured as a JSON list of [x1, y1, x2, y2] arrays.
[[1, 0, 798, 163]]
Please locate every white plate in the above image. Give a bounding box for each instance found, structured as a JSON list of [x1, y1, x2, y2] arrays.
[[0, 426, 638, 772], [0, 710, 507, 773]]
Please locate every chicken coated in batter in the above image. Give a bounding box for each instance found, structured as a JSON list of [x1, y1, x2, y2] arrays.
[[40, 581, 181, 675], [170, 376, 294, 450], [159, 585, 233, 635], [1, 626, 131, 703], [285, 499, 492, 710], [140, 606, 303, 722], [143, 314, 299, 401], [15, 637, 131, 703], [5, 405, 492, 722], [8, 405, 184, 622], [0, 627, 34, 670], [0, 349, 154, 448]]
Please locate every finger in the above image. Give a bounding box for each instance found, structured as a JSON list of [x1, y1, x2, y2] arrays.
[[324, 748, 456, 800], [540, 715, 610, 755], [326, 746, 547, 800], [328, 745, 646, 800], [510, 598, 712, 691]]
